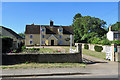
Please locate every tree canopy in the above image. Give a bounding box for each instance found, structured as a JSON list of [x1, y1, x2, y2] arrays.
[[111, 22, 120, 31], [72, 13, 107, 43], [18, 33, 25, 38]]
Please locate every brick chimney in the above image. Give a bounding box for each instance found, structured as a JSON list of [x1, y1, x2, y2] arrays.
[[50, 20, 53, 26], [109, 25, 112, 31]]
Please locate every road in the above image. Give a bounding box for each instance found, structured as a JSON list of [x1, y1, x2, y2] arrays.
[[1, 57, 118, 80]]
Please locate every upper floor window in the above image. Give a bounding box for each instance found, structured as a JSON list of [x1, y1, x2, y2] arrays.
[[59, 35, 62, 39], [59, 29, 62, 32], [114, 33, 119, 38], [42, 35, 45, 38], [30, 35, 33, 39]]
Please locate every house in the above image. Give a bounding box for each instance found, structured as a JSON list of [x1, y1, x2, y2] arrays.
[[25, 20, 74, 46], [107, 26, 120, 41], [0, 26, 24, 49]]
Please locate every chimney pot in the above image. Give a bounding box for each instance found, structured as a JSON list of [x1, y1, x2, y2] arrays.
[[109, 25, 112, 31], [50, 20, 53, 26]]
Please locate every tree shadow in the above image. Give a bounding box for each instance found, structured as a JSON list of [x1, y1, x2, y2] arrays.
[[82, 58, 108, 64]]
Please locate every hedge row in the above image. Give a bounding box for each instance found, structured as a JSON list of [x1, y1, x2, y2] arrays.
[[84, 44, 103, 52], [94, 46, 103, 52]]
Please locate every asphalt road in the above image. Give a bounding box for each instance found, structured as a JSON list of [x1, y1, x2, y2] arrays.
[[1, 57, 118, 80]]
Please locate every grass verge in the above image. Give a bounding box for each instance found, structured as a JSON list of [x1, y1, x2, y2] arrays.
[[1, 63, 86, 69], [82, 49, 106, 60]]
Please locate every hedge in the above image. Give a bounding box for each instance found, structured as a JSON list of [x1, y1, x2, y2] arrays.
[[84, 44, 89, 49], [94, 45, 103, 52], [2, 37, 13, 53]]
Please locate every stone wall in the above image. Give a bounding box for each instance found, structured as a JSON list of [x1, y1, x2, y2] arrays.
[[2, 53, 82, 65]]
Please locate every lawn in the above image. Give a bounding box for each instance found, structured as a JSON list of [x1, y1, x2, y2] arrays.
[[1, 63, 86, 69], [82, 49, 106, 60], [22, 46, 77, 53]]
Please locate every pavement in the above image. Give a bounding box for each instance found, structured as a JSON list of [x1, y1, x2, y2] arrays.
[[1, 54, 118, 78]]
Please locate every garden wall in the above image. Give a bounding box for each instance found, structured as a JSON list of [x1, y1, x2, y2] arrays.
[[2, 53, 82, 65], [75, 43, 117, 61]]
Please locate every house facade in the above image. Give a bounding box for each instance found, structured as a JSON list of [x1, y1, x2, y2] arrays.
[[107, 26, 120, 41], [0, 26, 24, 49], [25, 20, 74, 46]]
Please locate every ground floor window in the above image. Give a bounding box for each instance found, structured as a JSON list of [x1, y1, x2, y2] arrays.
[[30, 40, 33, 44], [59, 41, 63, 45], [42, 40, 45, 44]]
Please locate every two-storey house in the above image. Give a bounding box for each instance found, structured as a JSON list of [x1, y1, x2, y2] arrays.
[[25, 20, 74, 46]]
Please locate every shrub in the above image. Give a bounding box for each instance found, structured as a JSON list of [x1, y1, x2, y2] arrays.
[[94, 45, 103, 52], [112, 40, 120, 45], [84, 44, 89, 49], [2, 36, 13, 53], [99, 39, 111, 45], [22, 46, 26, 51]]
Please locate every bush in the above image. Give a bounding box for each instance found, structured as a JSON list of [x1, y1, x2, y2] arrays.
[[22, 46, 26, 51], [94, 45, 103, 52], [112, 40, 120, 45], [84, 44, 89, 49], [99, 39, 111, 45]]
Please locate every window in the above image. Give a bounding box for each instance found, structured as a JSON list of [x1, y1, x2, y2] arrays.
[[42, 41, 45, 44], [42, 35, 45, 38], [42, 29, 45, 32], [59, 41, 63, 45], [30, 35, 33, 39], [30, 40, 33, 44], [114, 33, 119, 38], [59, 29, 62, 32], [59, 35, 62, 39]]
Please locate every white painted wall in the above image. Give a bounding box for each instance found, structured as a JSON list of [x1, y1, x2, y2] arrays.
[[107, 31, 114, 41]]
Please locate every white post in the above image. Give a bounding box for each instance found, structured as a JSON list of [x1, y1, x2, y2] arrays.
[[40, 25, 41, 48], [70, 34, 72, 53]]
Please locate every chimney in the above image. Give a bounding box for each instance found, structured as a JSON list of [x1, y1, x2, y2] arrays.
[[50, 20, 53, 26], [109, 25, 112, 31]]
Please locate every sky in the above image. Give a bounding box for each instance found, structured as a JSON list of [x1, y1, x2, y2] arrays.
[[2, 2, 118, 33]]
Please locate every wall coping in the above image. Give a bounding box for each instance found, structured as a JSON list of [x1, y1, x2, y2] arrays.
[[3, 52, 80, 55], [75, 43, 113, 47]]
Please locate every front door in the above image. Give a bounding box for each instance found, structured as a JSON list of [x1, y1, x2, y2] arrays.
[[51, 40, 54, 46]]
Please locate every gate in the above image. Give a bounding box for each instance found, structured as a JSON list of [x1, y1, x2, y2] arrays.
[[106, 46, 113, 61]]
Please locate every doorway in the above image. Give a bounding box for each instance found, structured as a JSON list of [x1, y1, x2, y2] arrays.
[[51, 40, 54, 46]]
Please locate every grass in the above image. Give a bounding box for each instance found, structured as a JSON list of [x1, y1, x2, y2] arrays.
[[23, 47, 77, 53], [61, 47, 76, 53], [1, 63, 86, 69], [82, 49, 106, 60], [39, 48, 54, 53]]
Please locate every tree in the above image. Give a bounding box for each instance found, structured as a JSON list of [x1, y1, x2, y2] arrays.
[[18, 33, 25, 38], [72, 13, 107, 43], [73, 13, 82, 22], [111, 22, 120, 31]]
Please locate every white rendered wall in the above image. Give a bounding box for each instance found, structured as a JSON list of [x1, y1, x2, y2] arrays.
[[107, 31, 114, 41]]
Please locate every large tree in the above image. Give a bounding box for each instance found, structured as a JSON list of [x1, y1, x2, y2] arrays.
[[72, 13, 107, 43], [111, 22, 120, 31], [18, 33, 25, 38]]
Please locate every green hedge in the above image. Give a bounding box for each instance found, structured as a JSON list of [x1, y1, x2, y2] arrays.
[[2, 37, 13, 53], [112, 40, 120, 45], [94, 45, 103, 52], [84, 44, 89, 49]]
